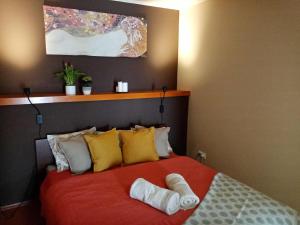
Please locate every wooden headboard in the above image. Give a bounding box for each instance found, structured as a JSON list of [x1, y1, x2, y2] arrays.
[[35, 139, 54, 180]]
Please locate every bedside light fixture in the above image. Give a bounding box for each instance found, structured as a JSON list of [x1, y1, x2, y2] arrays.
[[159, 86, 167, 125], [23, 88, 43, 138]]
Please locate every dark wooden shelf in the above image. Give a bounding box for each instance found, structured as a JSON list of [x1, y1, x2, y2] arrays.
[[0, 90, 190, 106]]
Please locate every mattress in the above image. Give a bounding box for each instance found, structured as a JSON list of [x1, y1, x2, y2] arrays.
[[40, 156, 216, 225]]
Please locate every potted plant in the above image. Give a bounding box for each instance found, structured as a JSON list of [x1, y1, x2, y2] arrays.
[[55, 62, 85, 96], [81, 75, 93, 95]]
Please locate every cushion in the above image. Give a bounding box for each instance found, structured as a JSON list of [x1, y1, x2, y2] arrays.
[[47, 127, 96, 172], [60, 135, 92, 174], [46, 165, 57, 173], [135, 125, 172, 157], [119, 127, 159, 165], [84, 129, 122, 172]]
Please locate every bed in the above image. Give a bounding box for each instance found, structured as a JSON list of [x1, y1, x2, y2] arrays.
[[36, 139, 300, 225]]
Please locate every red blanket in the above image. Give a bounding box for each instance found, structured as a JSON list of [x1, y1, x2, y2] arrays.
[[40, 156, 216, 225]]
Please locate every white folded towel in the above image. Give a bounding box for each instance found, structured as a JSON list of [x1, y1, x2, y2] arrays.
[[130, 178, 180, 215], [165, 173, 200, 210]]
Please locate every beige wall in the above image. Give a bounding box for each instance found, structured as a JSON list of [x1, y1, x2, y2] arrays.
[[178, 0, 300, 211]]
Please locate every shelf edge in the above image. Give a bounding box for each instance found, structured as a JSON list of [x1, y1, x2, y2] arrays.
[[0, 90, 190, 106]]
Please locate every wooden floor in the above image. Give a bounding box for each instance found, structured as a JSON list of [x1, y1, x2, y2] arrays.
[[0, 201, 44, 225]]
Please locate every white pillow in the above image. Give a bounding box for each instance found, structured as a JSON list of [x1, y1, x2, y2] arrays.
[[47, 127, 96, 172], [135, 125, 173, 157]]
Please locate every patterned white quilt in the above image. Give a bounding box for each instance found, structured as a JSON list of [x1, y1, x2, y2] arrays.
[[184, 173, 300, 225]]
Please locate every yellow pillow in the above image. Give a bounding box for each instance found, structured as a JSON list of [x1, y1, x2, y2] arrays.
[[119, 127, 159, 165], [84, 129, 122, 172]]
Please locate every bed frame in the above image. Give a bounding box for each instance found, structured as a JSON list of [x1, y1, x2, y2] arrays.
[[35, 139, 54, 181]]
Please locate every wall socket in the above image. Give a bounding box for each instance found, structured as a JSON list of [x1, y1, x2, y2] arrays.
[[197, 150, 207, 161], [36, 114, 43, 125]]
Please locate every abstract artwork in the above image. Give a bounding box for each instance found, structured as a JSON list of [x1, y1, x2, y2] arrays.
[[43, 5, 147, 57]]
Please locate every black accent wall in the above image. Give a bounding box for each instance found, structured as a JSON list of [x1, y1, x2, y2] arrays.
[[0, 0, 187, 206]]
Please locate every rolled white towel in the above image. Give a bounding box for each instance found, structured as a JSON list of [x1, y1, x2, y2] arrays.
[[165, 173, 200, 210], [130, 178, 180, 215]]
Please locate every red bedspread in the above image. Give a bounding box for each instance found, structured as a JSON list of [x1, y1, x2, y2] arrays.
[[40, 156, 216, 225]]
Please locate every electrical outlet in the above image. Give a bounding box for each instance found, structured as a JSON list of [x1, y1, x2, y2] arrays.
[[197, 150, 207, 161], [36, 114, 43, 125]]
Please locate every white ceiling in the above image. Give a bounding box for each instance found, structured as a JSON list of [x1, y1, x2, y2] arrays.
[[112, 0, 208, 10]]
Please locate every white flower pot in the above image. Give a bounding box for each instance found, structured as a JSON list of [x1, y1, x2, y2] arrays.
[[82, 86, 92, 95], [65, 85, 76, 96]]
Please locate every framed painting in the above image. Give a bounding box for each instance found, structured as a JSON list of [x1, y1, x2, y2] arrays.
[[43, 5, 147, 57]]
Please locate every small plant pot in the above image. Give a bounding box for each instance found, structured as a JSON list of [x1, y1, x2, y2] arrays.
[[65, 85, 76, 96], [82, 86, 92, 95]]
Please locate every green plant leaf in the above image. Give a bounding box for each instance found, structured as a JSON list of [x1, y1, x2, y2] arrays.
[[55, 63, 85, 86]]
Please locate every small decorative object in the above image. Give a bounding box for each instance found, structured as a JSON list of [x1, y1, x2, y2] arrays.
[[55, 62, 85, 96], [122, 82, 128, 93], [116, 81, 123, 93], [81, 75, 93, 95], [43, 5, 147, 58], [115, 81, 129, 93]]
